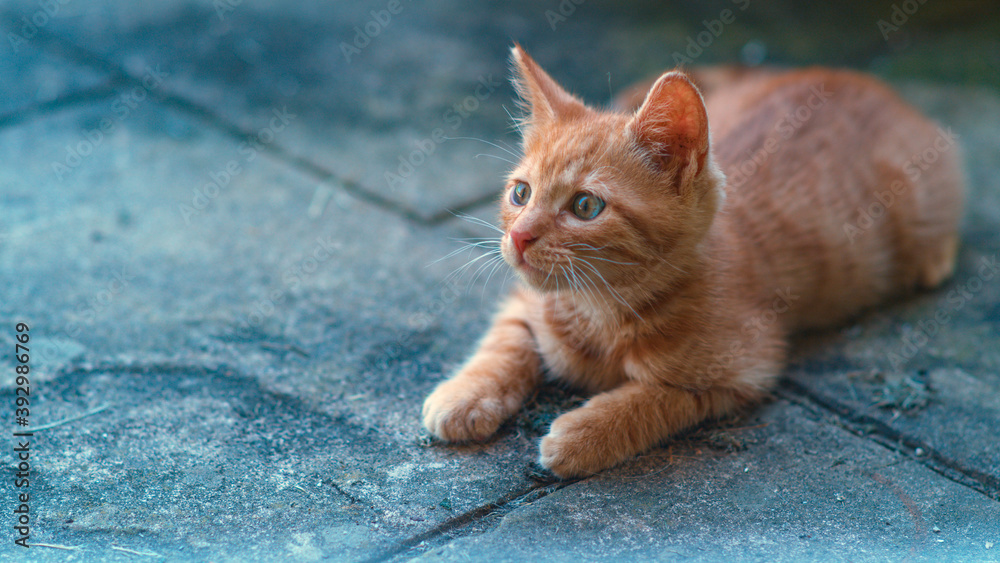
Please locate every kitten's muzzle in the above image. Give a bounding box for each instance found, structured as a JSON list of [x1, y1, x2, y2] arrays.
[[510, 229, 538, 259]]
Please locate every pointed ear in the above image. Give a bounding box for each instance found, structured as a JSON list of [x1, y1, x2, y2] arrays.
[[510, 44, 588, 126], [629, 71, 710, 184]]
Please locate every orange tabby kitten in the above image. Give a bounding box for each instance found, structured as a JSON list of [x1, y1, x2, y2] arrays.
[[422, 45, 963, 478]]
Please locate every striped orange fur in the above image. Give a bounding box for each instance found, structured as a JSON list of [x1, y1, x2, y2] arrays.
[[422, 45, 963, 478]]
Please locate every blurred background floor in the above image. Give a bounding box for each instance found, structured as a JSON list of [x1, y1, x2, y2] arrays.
[[1, 1, 998, 561]]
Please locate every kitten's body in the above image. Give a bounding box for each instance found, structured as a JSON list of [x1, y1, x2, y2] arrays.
[[423, 47, 963, 478]]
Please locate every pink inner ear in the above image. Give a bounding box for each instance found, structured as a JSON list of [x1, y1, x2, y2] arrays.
[[633, 73, 708, 175]]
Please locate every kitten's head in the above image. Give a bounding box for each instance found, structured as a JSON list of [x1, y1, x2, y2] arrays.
[[499, 45, 725, 299]]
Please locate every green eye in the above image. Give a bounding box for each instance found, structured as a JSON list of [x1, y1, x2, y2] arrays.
[[510, 182, 531, 206], [571, 193, 605, 220]]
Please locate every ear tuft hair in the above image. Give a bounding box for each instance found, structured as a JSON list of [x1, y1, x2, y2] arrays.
[[629, 71, 710, 180], [510, 44, 588, 128]]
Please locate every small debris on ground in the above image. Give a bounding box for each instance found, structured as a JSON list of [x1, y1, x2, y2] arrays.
[[852, 370, 934, 414], [515, 384, 586, 435]]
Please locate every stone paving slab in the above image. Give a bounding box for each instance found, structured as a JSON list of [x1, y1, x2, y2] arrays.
[[780, 83, 1000, 500], [0, 24, 111, 118], [414, 400, 1000, 563], [18, 1, 996, 221], [0, 96, 536, 560], [0, 0, 525, 219], [0, 41, 108, 121]]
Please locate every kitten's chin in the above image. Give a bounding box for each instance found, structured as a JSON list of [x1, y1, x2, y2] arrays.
[[517, 272, 552, 292], [501, 247, 556, 291], [507, 256, 553, 291]]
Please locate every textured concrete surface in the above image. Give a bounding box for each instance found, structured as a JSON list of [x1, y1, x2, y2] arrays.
[[1, 1, 998, 561]]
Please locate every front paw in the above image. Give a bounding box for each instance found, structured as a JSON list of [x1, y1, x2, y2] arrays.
[[422, 376, 519, 443], [539, 409, 623, 479]]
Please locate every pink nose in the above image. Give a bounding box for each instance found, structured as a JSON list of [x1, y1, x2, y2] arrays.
[[510, 229, 537, 258]]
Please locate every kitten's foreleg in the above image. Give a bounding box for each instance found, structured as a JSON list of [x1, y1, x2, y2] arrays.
[[539, 380, 748, 478], [422, 295, 541, 442]]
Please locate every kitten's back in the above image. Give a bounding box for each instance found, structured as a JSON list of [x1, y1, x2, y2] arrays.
[[707, 68, 963, 330]]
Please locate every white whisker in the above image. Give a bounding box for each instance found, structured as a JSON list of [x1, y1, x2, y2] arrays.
[[565, 243, 607, 250], [592, 142, 619, 174], [497, 139, 521, 157], [591, 164, 624, 177], [503, 104, 525, 138], [564, 243, 637, 266], [571, 258, 601, 308], [576, 263, 619, 330], [444, 250, 500, 285], [456, 241, 502, 251], [445, 136, 521, 159], [576, 257, 643, 321], [542, 263, 556, 288], [576, 255, 637, 266], [660, 258, 688, 275], [480, 255, 509, 301], [500, 263, 515, 292], [565, 259, 591, 309], [570, 256, 617, 328], [560, 264, 582, 326], [475, 153, 517, 166], [433, 240, 500, 266], [448, 211, 504, 234], [432, 243, 487, 267], [469, 254, 504, 287]]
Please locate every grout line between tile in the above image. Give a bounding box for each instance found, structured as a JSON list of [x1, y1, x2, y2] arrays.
[[777, 379, 1000, 502], [18, 24, 464, 229], [0, 83, 119, 130], [362, 480, 574, 563]]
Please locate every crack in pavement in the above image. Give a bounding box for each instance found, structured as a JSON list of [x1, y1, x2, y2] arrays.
[[361, 479, 576, 563], [8, 21, 484, 230], [0, 83, 119, 129], [777, 379, 1000, 502], [37, 358, 562, 555]]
